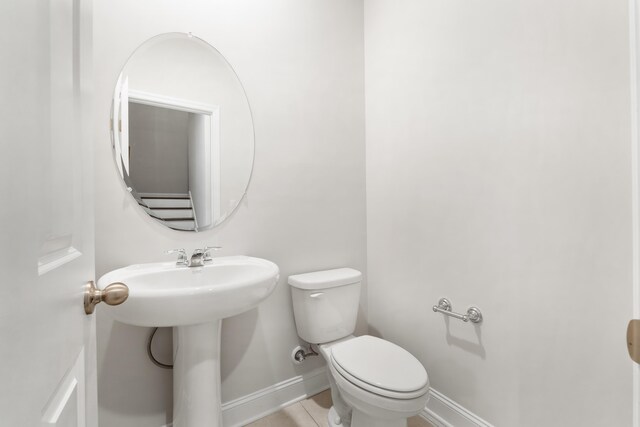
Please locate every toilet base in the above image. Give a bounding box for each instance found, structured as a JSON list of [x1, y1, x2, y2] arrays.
[[327, 407, 344, 427]]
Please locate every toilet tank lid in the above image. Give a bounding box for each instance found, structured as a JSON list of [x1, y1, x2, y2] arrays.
[[288, 268, 362, 290]]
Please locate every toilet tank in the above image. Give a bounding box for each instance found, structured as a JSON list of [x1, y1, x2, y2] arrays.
[[288, 268, 362, 344]]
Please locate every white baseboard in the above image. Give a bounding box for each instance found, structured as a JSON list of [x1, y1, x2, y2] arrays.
[[215, 369, 489, 427], [221, 367, 330, 427], [421, 388, 494, 427]]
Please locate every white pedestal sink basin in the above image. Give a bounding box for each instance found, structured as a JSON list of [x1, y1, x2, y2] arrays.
[[98, 256, 279, 427]]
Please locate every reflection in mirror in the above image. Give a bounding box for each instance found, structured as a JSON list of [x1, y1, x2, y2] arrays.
[[111, 33, 254, 232]]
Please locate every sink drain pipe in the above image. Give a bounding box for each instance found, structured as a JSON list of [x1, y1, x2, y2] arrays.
[[148, 327, 173, 369]]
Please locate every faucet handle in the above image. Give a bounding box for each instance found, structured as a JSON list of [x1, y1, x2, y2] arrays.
[[167, 248, 188, 266], [202, 246, 222, 262]]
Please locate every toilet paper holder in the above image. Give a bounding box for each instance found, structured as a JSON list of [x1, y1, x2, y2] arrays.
[[432, 297, 483, 324]]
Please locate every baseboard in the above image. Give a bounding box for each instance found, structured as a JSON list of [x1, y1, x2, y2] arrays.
[[421, 388, 494, 427], [221, 366, 330, 427], [216, 370, 489, 427]]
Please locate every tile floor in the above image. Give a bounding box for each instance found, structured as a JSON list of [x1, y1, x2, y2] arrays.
[[244, 389, 433, 427]]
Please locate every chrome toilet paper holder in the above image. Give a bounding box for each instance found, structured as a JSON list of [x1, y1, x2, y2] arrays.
[[432, 297, 483, 323]]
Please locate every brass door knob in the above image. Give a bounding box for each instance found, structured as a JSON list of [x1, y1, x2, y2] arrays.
[[84, 281, 129, 315], [628, 319, 640, 364]]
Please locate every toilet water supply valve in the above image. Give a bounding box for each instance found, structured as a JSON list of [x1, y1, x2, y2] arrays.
[[291, 345, 318, 364]]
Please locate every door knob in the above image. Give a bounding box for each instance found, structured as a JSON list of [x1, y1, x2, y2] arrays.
[[84, 281, 129, 315], [627, 320, 640, 364]]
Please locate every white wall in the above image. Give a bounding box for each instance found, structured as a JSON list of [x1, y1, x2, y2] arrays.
[[94, 1, 365, 426], [365, 0, 633, 426]]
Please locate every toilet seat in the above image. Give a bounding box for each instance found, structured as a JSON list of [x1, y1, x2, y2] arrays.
[[330, 335, 429, 400]]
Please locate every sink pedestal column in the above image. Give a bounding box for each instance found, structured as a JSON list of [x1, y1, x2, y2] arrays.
[[172, 320, 223, 427]]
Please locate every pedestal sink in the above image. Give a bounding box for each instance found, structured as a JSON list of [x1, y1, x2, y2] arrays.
[[98, 256, 279, 427]]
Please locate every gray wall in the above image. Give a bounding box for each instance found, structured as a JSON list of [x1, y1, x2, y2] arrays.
[[364, 0, 633, 425], [94, 1, 366, 426], [128, 103, 189, 194]]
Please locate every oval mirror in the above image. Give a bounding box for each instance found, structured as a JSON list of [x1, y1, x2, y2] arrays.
[[111, 33, 254, 232]]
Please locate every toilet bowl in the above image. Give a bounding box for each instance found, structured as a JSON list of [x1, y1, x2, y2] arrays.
[[289, 268, 430, 427]]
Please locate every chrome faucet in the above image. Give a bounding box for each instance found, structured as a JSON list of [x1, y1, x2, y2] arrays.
[[167, 249, 188, 267], [191, 246, 222, 266], [168, 246, 221, 267]]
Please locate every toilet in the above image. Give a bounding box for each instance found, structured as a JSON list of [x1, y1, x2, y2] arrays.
[[289, 268, 429, 427]]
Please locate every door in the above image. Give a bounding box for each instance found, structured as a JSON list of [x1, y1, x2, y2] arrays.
[[633, 1, 640, 426], [0, 0, 96, 426], [120, 77, 130, 176]]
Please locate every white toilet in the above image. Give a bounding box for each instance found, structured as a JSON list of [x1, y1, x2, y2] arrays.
[[289, 268, 429, 427]]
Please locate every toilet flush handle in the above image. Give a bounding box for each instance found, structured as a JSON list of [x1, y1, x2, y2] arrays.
[[309, 292, 324, 298]]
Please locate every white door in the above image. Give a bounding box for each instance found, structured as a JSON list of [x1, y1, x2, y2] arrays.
[[0, 0, 97, 426], [633, 2, 640, 426], [120, 78, 130, 176]]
